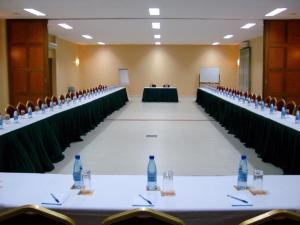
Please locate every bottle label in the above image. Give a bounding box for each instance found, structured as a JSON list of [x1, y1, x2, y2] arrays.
[[148, 172, 157, 182], [73, 172, 81, 181], [238, 171, 247, 182]]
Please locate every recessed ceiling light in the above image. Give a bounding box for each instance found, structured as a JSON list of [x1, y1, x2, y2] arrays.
[[265, 8, 287, 17], [24, 8, 46, 16], [154, 34, 161, 39], [58, 23, 73, 30], [152, 22, 160, 29], [224, 34, 234, 39], [149, 8, 160, 16], [155, 42, 161, 45], [212, 42, 220, 45], [241, 23, 256, 29], [97, 42, 105, 45], [82, 35, 93, 39]]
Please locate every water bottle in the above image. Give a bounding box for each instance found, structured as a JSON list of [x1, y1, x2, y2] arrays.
[[0, 114, 3, 129], [28, 107, 32, 118], [41, 103, 45, 113], [50, 101, 54, 111], [281, 106, 286, 119], [147, 155, 157, 191], [255, 100, 258, 109], [237, 155, 248, 190], [13, 111, 18, 123], [295, 110, 300, 123], [58, 100, 62, 109], [73, 155, 83, 189], [270, 103, 274, 114], [261, 101, 265, 111]]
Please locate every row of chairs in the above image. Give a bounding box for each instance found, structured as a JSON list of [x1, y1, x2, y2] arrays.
[[150, 84, 171, 87], [3, 84, 108, 118], [217, 86, 300, 115], [0, 205, 299, 225]]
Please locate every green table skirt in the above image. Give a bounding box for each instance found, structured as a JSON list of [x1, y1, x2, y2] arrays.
[[142, 88, 178, 102], [0, 88, 128, 173], [196, 89, 300, 174]]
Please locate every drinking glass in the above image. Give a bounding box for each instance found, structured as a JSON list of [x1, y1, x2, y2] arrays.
[[162, 170, 174, 195], [81, 170, 92, 192], [253, 169, 263, 191]]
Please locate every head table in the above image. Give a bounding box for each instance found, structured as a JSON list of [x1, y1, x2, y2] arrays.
[[0, 173, 299, 225]]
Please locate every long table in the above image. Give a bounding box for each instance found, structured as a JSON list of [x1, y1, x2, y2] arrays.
[[142, 87, 179, 102], [196, 88, 300, 174], [0, 173, 299, 225], [0, 87, 128, 173]]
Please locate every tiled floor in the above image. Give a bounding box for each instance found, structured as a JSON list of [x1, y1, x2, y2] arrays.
[[50, 97, 283, 175]]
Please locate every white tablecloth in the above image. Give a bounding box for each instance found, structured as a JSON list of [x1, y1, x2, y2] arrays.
[[200, 88, 300, 132], [1, 173, 299, 225], [0, 87, 125, 136]]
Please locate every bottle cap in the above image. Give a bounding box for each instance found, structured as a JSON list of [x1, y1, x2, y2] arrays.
[[241, 155, 247, 160], [149, 155, 154, 159], [75, 155, 80, 159]]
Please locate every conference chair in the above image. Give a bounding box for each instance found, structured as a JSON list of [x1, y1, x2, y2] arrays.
[[37, 98, 44, 109], [5, 105, 16, 118], [270, 97, 277, 108], [51, 96, 59, 105], [65, 93, 71, 99], [70, 92, 75, 99], [16, 102, 27, 115], [0, 204, 75, 225], [276, 98, 286, 112], [257, 95, 262, 102], [265, 96, 272, 106], [150, 84, 157, 87], [251, 94, 256, 101], [60, 94, 66, 102], [286, 101, 296, 115], [26, 100, 35, 112], [239, 209, 300, 225], [45, 96, 51, 107], [101, 208, 185, 225], [163, 84, 170, 87]]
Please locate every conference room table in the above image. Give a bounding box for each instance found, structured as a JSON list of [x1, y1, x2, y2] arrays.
[[0, 87, 128, 173], [142, 87, 179, 102], [196, 87, 300, 174], [0, 173, 299, 225]]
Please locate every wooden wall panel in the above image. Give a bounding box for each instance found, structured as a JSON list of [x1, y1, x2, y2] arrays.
[[264, 20, 300, 106], [7, 19, 50, 106]]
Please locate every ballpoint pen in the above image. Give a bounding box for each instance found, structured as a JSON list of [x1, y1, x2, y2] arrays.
[[50, 193, 60, 203], [227, 194, 248, 203], [139, 194, 152, 205]]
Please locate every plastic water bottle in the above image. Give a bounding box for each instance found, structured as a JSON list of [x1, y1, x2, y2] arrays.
[[13, 111, 18, 123], [295, 110, 300, 123], [261, 101, 265, 111], [0, 114, 3, 129], [147, 155, 157, 191], [281, 106, 286, 119], [237, 155, 248, 190], [50, 101, 54, 111], [255, 100, 258, 109], [28, 107, 32, 118], [41, 103, 45, 113], [270, 103, 274, 114], [73, 155, 83, 189]]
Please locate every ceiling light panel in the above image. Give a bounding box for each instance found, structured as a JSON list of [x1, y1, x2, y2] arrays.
[[241, 23, 256, 29], [223, 34, 234, 39], [155, 42, 161, 45], [23, 8, 46, 16], [265, 8, 287, 17], [82, 35, 93, 39], [152, 22, 160, 29], [97, 42, 105, 45], [154, 34, 161, 39], [212, 42, 220, 45], [58, 23, 73, 30], [149, 8, 160, 16]]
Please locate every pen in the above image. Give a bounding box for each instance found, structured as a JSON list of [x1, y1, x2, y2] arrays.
[[139, 194, 152, 205], [50, 193, 60, 203], [227, 194, 248, 203]]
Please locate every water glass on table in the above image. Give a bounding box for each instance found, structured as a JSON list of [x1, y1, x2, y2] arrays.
[[252, 169, 263, 192], [81, 170, 92, 194], [161, 170, 175, 196]]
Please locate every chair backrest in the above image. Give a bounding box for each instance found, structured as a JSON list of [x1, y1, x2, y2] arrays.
[[286, 101, 297, 115], [276, 98, 286, 112], [0, 204, 75, 225], [5, 105, 16, 118], [37, 98, 44, 108], [257, 95, 262, 102], [163, 84, 170, 87], [26, 100, 35, 112], [239, 209, 300, 225], [65, 93, 71, 99], [51, 96, 58, 105], [265, 96, 272, 106], [70, 92, 75, 99], [16, 102, 27, 114], [101, 208, 185, 225], [270, 97, 277, 107], [150, 84, 157, 87], [45, 96, 51, 107]]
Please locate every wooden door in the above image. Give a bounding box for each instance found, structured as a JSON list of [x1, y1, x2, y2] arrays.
[[7, 19, 50, 106]]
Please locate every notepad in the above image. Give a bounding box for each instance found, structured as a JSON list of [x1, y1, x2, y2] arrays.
[[41, 192, 70, 206], [227, 194, 253, 207]]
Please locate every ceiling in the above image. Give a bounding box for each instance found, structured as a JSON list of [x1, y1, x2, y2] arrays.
[[1, 0, 300, 45]]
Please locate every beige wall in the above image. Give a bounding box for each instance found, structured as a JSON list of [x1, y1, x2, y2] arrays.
[[55, 37, 81, 95], [250, 36, 263, 96], [79, 45, 240, 96], [0, 19, 9, 113]]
